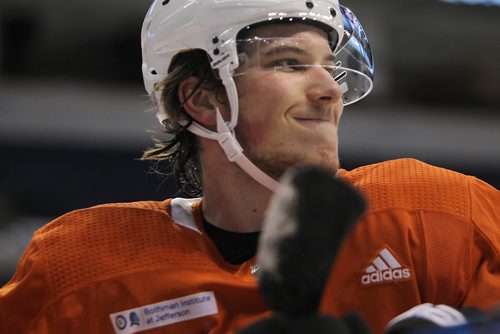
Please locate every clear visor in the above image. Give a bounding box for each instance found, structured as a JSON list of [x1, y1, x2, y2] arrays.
[[227, 7, 374, 106], [336, 5, 375, 104], [232, 35, 371, 105]]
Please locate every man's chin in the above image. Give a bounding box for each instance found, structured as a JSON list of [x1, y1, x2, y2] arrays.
[[250, 154, 340, 181]]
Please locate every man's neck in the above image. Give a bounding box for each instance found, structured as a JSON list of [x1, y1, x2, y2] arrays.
[[202, 174, 272, 232], [199, 140, 273, 232]]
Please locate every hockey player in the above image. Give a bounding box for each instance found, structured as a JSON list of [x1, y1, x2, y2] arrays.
[[0, 1, 498, 333]]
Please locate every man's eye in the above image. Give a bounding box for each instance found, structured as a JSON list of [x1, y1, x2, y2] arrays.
[[267, 58, 302, 69]]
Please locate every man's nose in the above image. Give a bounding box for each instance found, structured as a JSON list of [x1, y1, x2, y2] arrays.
[[305, 66, 343, 104]]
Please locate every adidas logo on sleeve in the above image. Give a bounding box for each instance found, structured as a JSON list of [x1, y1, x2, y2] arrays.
[[361, 247, 412, 286]]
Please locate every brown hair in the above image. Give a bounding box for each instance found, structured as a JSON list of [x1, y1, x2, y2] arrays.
[[141, 49, 222, 197]]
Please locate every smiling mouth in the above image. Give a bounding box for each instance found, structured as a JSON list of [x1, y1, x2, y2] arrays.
[[296, 118, 329, 122], [294, 117, 334, 126], [293, 118, 337, 132]]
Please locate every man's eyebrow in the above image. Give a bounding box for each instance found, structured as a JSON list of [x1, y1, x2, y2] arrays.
[[261, 45, 308, 56], [261, 45, 335, 62]]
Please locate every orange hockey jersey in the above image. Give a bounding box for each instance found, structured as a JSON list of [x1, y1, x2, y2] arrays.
[[1, 159, 499, 334]]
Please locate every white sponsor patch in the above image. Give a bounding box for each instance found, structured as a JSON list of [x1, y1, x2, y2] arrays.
[[110, 291, 218, 334]]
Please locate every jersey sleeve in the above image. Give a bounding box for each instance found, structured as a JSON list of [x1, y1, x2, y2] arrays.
[[0, 235, 52, 333], [462, 177, 500, 309]]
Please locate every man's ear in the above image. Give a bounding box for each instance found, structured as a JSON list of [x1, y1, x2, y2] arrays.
[[178, 76, 221, 129]]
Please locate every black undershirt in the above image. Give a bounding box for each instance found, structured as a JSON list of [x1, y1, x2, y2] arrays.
[[203, 218, 260, 265]]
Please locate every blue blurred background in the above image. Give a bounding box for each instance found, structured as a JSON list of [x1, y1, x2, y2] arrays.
[[0, 0, 499, 284]]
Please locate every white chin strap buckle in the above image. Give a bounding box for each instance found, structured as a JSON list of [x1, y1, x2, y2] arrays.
[[215, 110, 244, 162]]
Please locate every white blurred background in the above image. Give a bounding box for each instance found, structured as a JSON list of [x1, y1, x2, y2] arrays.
[[0, 0, 499, 283]]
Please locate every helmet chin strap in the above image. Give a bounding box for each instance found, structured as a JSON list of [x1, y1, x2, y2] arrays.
[[183, 62, 279, 192], [186, 110, 279, 192]]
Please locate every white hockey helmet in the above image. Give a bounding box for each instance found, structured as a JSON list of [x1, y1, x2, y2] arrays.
[[141, 0, 374, 191]]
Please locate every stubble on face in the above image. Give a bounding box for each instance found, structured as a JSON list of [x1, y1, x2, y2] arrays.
[[244, 143, 340, 180]]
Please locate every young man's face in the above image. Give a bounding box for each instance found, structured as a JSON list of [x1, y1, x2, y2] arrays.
[[232, 23, 344, 179]]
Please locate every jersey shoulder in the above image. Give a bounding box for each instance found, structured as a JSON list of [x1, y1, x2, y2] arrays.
[[31, 198, 204, 299], [341, 158, 474, 219], [36, 199, 174, 238]]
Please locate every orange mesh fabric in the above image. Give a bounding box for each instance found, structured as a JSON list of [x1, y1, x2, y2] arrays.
[[37, 200, 213, 299], [340, 158, 470, 220]]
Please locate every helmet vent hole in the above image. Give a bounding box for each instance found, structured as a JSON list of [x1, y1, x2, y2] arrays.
[[330, 7, 336, 17], [162, 0, 169, 5], [306, 1, 314, 9]]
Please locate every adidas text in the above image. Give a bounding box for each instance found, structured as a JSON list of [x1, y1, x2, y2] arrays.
[[361, 268, 411, 285]]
